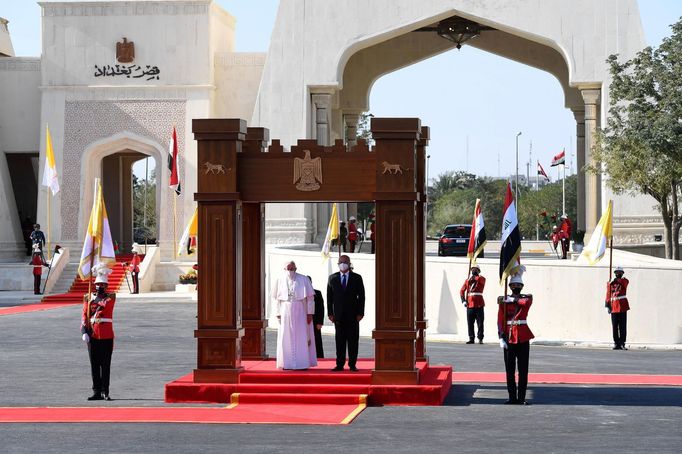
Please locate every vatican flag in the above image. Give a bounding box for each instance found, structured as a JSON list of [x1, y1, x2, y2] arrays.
[[78, 178, 115, 279], [321, 203, 339, 258], [178, 207, 198, 256], [41, 125, 60, 196], [580, 200, 613, 265]]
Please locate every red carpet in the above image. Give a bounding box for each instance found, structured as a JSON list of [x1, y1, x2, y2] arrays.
[[0, 401, 366, 425], [40, 254, 139, 305], [166, 359, 452, 406], [0, 255, 139, 317], [0, 302, 78, 316], [453, 371, 682, 386]]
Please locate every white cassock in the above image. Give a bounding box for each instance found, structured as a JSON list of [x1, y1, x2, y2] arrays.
[[271, 272, 318, 370]]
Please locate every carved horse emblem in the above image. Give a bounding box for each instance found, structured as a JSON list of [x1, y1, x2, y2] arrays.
[[203, 162, 226, 175], [293, 150, 323, 191], [382, 161, 405, 175]]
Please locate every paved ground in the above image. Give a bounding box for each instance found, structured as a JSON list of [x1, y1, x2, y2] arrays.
[[1, 300, 680, 453]]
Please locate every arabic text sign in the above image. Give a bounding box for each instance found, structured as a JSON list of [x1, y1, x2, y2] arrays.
[[93, 64, 160, 81]]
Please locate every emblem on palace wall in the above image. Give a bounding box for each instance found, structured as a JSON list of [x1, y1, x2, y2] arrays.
[[293, 150, 322, 191], [116, 38, 135, 63]]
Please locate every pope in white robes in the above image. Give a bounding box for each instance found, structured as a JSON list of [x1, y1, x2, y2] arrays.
[[271, 261, 318, 370]]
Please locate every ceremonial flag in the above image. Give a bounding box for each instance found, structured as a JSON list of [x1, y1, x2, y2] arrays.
[[41, 125, 60, 196], [168, 126, 181, 195], [78, 178, 115, 279], [537, 161, 550, 182], [467, 199, 487, 263], [551, 150, 566, 167], [321, 203, 339, 258], [178, 207, 198, 256], [499, 183, 522, 284], [580, 200, 613, 265]]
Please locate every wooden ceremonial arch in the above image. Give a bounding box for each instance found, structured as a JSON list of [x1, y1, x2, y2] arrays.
[[193, 118, 429, 385]]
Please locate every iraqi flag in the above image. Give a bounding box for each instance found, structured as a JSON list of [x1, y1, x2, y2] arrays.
[[499, 183, 522, 284], [168, 126, 181, 195], [537, 161, 550, 182], [467, 199, 487, 263], [550, 150, 565, 167]]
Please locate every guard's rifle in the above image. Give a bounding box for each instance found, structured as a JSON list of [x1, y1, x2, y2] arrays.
[[545, 232, 561, 259], [121, 261, 132, 292], [41, 245, 62, 294]]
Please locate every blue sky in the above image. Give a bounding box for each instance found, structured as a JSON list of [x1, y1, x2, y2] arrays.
[[2, 0, 681, 180]]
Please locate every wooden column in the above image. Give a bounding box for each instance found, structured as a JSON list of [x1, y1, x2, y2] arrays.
[[371, 118, 421, 385], [241, 127, 269, 359], [416, 126, 429, 362], [193, 119, 246, 383]]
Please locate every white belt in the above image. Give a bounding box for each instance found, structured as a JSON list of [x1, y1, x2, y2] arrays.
[[91, 317, 113, 323], [468, 292, 483, 296], [610, 296, 627, 301], [507, 320, 527, 325]]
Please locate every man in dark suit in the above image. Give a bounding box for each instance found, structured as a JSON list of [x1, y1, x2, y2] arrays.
[[327, 254, 365, 371], [308, 276, 325, 358]]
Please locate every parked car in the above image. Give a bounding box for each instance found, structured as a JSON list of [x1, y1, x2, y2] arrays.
[[437, 224, 484, 257]]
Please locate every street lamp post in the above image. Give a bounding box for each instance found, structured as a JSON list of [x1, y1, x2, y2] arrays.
[[515, 132, 522, 204]]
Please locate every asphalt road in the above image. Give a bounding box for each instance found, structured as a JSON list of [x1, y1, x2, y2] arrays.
[[0, 301, 680, 453]]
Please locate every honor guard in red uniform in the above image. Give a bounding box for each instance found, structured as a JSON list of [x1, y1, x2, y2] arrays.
[[559, 214, 572, 259], [368, 214, 376, 254], [128, 243, 142, 294], [81, 265, 116, 401], [29, 244, 48, 294], [460, 264, 486, 344], [348, 216, 359, 253], [606, 266, 630, 350], [498, 267, 534, 405]]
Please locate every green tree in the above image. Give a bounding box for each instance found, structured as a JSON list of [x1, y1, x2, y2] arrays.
[[133, 170, 157, 244], [356, 112, 373, 143], [594, 18, 682, 259], [428, 174, 577, 241]]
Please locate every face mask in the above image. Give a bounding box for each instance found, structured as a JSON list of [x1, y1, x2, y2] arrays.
[[339, 263, 350, 272], [287, 270, 296, 279], [511, 287, 522, 295]]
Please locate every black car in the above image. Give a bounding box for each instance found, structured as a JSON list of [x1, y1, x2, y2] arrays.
[[437, 224, 484, 257]]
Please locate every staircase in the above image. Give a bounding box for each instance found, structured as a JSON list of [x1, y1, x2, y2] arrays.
[[166, 359, 452, 406], [41, 254, 141, 305]]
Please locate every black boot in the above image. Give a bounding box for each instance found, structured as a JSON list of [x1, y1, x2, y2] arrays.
[[466, 338, 475, 344], [87, 392, 103, 401]]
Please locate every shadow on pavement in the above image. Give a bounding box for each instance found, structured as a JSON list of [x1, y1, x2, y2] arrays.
[[444, 384, 682, 407]]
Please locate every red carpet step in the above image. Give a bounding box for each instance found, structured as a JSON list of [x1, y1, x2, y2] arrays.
[[166, 359, 452, 406], [232, 392, 366, 405], [40, 254, 142, 305]]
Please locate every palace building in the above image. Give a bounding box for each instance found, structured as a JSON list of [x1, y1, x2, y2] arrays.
[[0, 0, 665, 261]]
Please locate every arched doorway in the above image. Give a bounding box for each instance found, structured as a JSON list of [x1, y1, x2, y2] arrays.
[[80, 133, 164, 254], [101, 150, 157, 253]]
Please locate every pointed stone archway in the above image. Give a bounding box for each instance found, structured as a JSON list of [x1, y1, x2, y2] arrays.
[[79, 133, 164, 253], [192, 118, 428, 385]]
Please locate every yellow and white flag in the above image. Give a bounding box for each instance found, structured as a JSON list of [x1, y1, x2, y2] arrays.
[[178, 207, 198, 256], [78, 178, 115, 279], [321, 203, 339, 258], [580, 200, 613, 265], [41, 125, 60, 196]]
